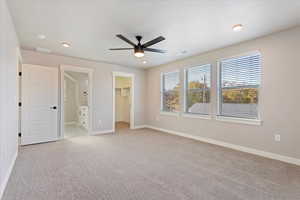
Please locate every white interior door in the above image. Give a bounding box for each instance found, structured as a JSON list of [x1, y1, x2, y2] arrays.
[[21, 64, 58, 145]]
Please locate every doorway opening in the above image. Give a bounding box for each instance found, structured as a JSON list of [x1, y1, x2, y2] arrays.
[[60, 65, 93, 139], [112, 72, 134, 132]]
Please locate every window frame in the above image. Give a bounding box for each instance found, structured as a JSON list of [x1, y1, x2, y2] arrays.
[[160, 70, 181, 114], [183, 64, 212, 117], [217, 51, 262, 125]]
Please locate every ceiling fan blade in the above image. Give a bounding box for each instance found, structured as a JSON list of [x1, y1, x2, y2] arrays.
[[109, 48, 134, 50], [144, 48, 166, 53], [142, 36, 165, 48], [116, 34, 136, 47]]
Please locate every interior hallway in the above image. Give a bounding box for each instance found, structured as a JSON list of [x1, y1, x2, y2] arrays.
[[3, 128, 300, 200], [115, 121, 130, 135], [115, 121, 130, 130]]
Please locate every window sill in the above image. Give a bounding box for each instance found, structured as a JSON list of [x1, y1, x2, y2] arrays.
[[182, 113, 212, 120], [216, 116, 262, 126], [160, 111, 180, 117]]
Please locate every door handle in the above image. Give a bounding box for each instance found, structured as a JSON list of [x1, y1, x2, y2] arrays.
[[50, 106, 57, 110]]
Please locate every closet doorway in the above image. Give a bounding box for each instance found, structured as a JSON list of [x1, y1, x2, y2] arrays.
[[60, 65, 93, 138], [112, 72, 134, 132]]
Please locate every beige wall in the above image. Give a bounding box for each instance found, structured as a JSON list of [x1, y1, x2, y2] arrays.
[[146, 26, 300, 159], [0, 0, 19, 197], [21, 50, 147, 133]]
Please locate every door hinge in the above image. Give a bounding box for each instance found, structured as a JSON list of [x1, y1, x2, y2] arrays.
[[19, 72, 22, 76], [18, 132, 22, 137], [18, 102, 22, 107]]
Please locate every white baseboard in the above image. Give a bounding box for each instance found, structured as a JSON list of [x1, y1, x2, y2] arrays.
[[145, 125, 300, 166], [0, 151, 18, 200], [92, 129, 114, 135], [132, 125, 147, 129], [91, 125, 146, 135]]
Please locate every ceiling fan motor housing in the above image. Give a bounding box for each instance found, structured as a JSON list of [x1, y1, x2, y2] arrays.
[[135, 45, 144, 54]]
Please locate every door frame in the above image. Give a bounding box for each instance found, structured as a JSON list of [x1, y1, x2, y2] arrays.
[[60, 65, 94, 138], [112, 71, 135, 131], [17, 47, 22, 145]]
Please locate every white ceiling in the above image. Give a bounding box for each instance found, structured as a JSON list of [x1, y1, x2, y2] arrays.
[[8, 0, 300, 68]]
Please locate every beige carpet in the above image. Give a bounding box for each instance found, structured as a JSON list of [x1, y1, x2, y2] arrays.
[[3, 128, 300, 200], [64, 124, 88, 138]]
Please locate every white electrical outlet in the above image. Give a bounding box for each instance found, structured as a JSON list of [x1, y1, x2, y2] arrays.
[[98, 120, 102, 127], [274, 134, 281, 142]]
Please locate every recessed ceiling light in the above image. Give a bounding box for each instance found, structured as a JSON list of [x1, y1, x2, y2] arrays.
[[37, 34, 46, 40], [61, 42, 71, 48], [142, 61, 147, 64], [232, 24, 243, 32]]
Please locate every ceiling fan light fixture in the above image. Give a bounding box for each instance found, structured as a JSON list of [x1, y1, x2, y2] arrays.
[[134, 52, 144, 58], [134, 48, 144, 58]]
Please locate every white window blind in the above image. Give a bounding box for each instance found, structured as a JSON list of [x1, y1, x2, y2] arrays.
[[219, 53, 261, 119], [161, 71, 180, 112], [185, 64, 211, 115]]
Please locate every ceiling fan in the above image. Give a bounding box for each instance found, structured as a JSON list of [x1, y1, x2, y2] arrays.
[[109, 34, 166, 58]]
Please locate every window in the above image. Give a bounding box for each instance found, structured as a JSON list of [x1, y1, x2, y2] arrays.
[[161, 71, 180, 112], [185, 64, 211, 115], [219, 53, 261, 119]]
